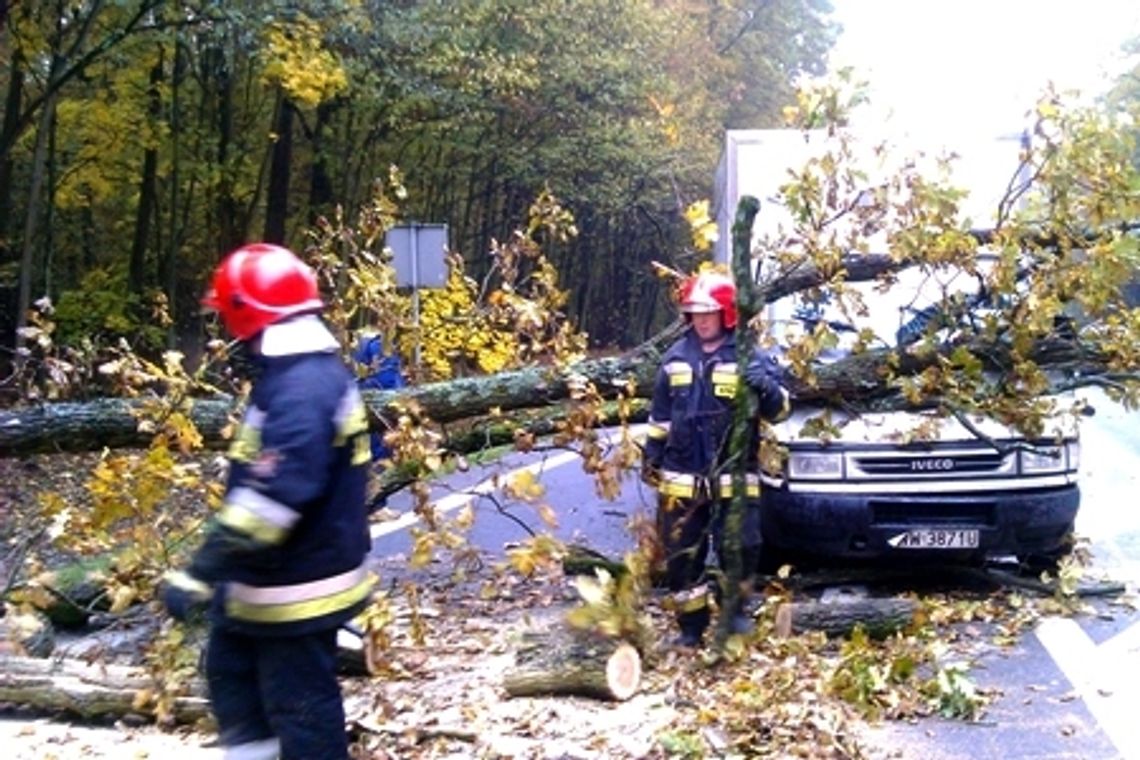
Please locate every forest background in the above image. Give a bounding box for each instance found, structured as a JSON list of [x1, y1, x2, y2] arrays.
[[3, 3, 1140, 755], [0, 0, 843, 380]]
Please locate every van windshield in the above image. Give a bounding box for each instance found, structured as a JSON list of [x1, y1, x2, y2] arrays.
[[766, 265, 995, 356]]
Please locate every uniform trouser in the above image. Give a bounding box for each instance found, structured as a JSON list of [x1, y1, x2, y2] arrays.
[[205, 624, 347, 760], [658, 492, 762, 615]]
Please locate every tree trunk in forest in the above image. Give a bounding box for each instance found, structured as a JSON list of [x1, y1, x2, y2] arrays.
[[502, 629, 641, 701], [0, 54, 23, 265], [162, 37, 185, 340], [263, 94, 294, 244], [14, 82, 58, 351], [212, 44, 241, 254], [307, 100, 338, 224], [129, 50, 164, 299]]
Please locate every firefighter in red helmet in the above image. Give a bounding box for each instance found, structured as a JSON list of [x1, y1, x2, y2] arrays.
[[161, 243, 374, 759], [642, 270, 789, 647]]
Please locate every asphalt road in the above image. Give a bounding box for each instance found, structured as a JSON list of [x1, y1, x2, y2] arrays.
[[371, 391, 1140, 760], [370, 426, 655, 569], [858, 389, 1140, 760]]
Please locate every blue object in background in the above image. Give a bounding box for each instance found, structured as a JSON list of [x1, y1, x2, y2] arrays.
[[353, 334, 405, 462]]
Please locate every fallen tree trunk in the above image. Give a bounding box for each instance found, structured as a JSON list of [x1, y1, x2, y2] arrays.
[[0, 654, 209, 723], [0, 351, 664, 457], [0, 324, 1118, 458], [503, 629, 641, 701], [774, 597, 918, 639]]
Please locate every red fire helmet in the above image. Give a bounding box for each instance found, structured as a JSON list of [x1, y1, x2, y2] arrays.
[[678, 271, 737, 329], [201, 243, 324, 340]]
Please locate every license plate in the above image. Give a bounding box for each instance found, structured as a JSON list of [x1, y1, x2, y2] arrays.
[[888, 528, 980, 549]]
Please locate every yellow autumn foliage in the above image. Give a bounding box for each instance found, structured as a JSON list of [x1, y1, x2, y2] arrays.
[[683, 199, 718, 252], [261, 15, 348, 107]]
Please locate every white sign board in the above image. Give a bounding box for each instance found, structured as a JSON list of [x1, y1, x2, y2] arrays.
[[386, 223, 448, 289]]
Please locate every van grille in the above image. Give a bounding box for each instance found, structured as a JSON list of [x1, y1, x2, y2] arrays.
[[851, 450, 1010, 479]]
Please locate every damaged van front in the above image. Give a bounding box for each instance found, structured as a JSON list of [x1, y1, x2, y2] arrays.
[[759, 398, 1081, 565]]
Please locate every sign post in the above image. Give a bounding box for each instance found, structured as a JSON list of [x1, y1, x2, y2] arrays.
[[385, 223, 448, 370]]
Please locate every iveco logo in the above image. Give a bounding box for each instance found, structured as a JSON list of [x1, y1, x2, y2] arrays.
[[911, 458, 954, 471]]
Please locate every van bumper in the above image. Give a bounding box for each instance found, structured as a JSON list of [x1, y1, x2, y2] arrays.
[[760, 485, 1080, 560]]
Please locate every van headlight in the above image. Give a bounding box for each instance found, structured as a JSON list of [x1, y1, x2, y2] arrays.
[[1019, 444, 1070, 475], [787, 451, 844, 480]]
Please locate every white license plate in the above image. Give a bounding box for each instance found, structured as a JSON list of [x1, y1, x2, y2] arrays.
[[888, 528, 980, 549]]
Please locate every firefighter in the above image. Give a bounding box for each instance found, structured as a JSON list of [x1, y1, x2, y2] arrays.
[[160, 243, 375, 760], [641, 270, 789, 648]]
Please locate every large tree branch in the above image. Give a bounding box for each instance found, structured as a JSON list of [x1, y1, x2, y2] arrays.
[[1, 332, 1133, 457]]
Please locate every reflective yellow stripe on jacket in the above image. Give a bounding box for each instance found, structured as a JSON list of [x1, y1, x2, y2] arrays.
[[657, 470, 762, 499], [664, 361, 692, 387], [711, 362, 739, 399], [333, 386, 373, 466], [659, 471, 698, 498], [717, 472, 760, 498], [225, 563, 375, 624], [671, 584, 710, 613], [217, 486, 301, 546]]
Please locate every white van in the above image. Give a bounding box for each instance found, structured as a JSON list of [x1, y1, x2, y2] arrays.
[[714, 129, 1081, 565]]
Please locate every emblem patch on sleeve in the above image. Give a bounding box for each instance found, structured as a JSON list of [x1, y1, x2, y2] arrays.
[[250, 449, 281, 479]]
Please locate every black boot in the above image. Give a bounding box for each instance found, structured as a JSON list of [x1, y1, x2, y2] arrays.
[[673, 608, 710, 648]]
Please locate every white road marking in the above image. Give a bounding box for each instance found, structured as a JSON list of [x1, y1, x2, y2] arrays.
[[1035, 616, 1140, 759], [369, 425, 647, 540]]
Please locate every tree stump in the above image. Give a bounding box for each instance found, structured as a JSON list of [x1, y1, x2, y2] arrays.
[[503, 629, 641, 701], [774, 597, 917, 640]]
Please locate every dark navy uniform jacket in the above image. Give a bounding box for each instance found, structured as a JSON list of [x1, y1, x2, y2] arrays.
[[643, 330, 787, 492], [187, 316, 374, 636]]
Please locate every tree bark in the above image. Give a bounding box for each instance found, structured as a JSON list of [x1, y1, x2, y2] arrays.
[[263, 93, 293, 244], [502, 629, 641, 701], [0, 328, 1117, 457], [0, 52, 23, 266], [0, 349, 665, 456], [0, 654, 210, 723], [773, 597, 918, 639], [129, 49, 164, 299], [14, 72, 58, 351]]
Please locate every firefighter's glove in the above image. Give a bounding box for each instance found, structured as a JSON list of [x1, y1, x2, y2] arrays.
[[744, 355, 791, 422], [160, 570, 212, 623], [743, 354, 780, 392]]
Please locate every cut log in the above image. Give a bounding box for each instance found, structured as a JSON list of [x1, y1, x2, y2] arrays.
[[0, 654, 209, 723], [503, 629, 641, 701], [774, 597, 918, 640]]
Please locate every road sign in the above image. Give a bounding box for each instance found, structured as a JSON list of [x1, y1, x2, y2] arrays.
[[386, 223, 448, 289], [385, 223, 449, 370]]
